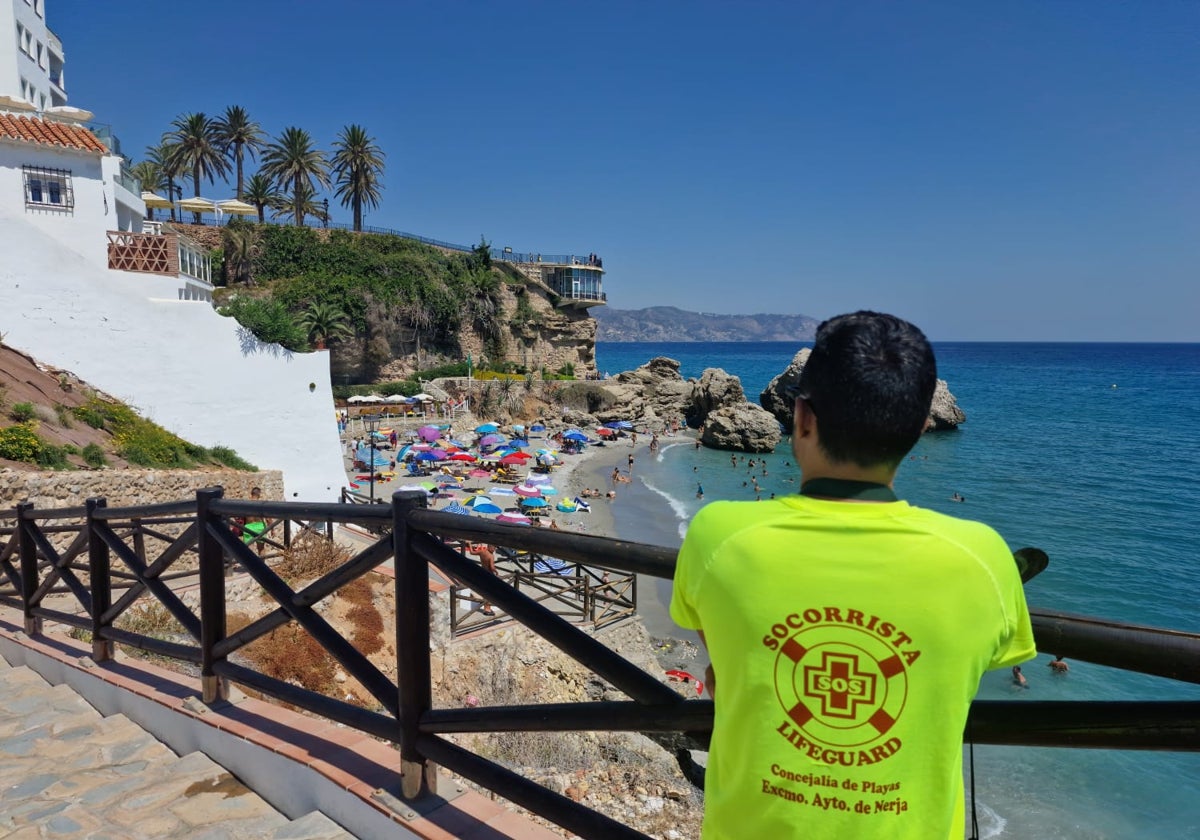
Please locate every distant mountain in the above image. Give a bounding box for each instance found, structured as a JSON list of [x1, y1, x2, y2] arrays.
[[593, 306, 820, 342]]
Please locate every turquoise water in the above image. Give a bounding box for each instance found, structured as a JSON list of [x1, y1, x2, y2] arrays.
[[596, 341, 1200, 838]]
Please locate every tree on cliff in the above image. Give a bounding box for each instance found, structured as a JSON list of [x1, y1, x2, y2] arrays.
[[129, 159, 162, 220], [241, 172, 281, 224], [144, 141, 185, 222], [330, 124, 385, 232], [164, 113, 230, 223], [298, 302, 354, 349], [261, 127, 329, 227], [213, 106, 266, 200]]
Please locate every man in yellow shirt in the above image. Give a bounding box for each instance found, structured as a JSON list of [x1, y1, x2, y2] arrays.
[[671, 311, 1035, 839]]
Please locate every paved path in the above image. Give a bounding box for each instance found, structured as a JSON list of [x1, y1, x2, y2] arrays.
[[0, 654, 353, 839]]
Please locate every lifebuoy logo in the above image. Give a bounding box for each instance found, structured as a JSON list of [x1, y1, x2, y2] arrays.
[[761, 607, 921, 766]]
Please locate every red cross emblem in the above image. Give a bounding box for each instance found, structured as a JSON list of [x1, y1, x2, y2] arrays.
[[804, 652, 877, 720]]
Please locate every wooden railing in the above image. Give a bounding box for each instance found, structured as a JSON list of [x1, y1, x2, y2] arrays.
[[1, 489, 1199, 839]]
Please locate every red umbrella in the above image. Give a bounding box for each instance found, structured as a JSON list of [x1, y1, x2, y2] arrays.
[[596, 427, 615, 437], [500, 454, 527, 465], [448, 452, 475, 462]]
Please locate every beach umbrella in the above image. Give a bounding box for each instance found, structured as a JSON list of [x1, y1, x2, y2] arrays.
[[469, 468, 491, 478], [412, 393, 434, 401], [415, 451, 439, 461], [540, 486, 559, 496], [605, 421, 634, 430], [562, 430, 588, 442], [429, 449, 449, 460], [496, 513, 531, 525], [596, 427, 616, 437], [443, 501, 472, 516], [514, 484, 542, 498], [525, 473, 551, 485], [536, 454, 558, 466], [471, 501, 503, 515], [448, 452, 475, 462], [530, 423, 546, 432], [475, 423, 499, 434], [520, 497, 549, 508], [479, 433, 506, 447], [217, 198, 258, 217], [500, 454, 528, 466], [418, 425, 441, 442], [512, 424, 525, 432], [464, 495, 494, 508], [489, 486, 516, 496]]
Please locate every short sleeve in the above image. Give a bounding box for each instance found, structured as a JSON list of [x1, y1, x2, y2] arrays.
[[988, 552, 1037, 670], [669, 504, 718, 630]]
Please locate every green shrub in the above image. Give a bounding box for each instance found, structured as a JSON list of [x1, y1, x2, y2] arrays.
[[208, 446, 257, 471], [81, 443, 106, 468], [34, 442, 71, 470], [9, 402, 35, 422], [0, 424, 40, 462], [54, 403, 73, 427], [77, 397, 199, 468], [73, 405, 106, 429], [218, 294, 308, 351]]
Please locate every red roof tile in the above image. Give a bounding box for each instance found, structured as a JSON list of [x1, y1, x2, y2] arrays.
[[0, 114, 107, 153]]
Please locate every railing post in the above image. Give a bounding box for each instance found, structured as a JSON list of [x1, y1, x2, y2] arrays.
[[393, 489, 437, 799], [197, 487, 228, 704], [87, 497, 114, 662], [16, 501, 41, 636]]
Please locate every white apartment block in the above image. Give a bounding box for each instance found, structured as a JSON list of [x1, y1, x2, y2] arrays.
[[1, 0, 66, 112]]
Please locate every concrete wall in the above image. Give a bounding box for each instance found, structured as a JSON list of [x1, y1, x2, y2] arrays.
[[0, 468, 284, 511], [0, 211, 349, 502]]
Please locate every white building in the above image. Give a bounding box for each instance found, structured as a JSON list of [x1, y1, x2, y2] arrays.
[[0, 0, 65, 113], [0, 0, 348, 502]]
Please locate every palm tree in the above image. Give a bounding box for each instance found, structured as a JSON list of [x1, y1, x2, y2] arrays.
[[260, 127, 328, 227], [146, 141, 184, 222], [330, 124, 385, 232], [242, 172, 281, 223], [268, 178, 323, 226], [222, 222, 259, 286], [213, 106, 265, 200], [165, 113, 230, 222], [129, 160, 160, 220], [298, 302, 354, 349]]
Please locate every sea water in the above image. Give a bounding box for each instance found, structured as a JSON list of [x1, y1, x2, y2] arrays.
[[596, 341, 1200, 839]]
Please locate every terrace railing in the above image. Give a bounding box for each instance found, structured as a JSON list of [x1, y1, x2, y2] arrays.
[[1, 489, 1199, 839]]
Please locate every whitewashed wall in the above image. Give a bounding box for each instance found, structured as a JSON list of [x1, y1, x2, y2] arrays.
[[0, 209, 348, 502], [0, 142, 111, 267]]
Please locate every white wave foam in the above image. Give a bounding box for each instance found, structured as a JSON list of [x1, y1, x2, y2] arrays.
[[640, 476, 692, 539], [969, 797, 1007, 839], [655, 440, 688, 463]]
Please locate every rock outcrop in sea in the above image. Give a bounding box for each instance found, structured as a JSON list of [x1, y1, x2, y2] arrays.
[[758, 349, 967, 432], [555, 357, 775, 451]]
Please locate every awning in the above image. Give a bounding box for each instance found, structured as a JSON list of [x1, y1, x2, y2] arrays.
[[217, 199, 258, 216], [141, 191, 173, 209]]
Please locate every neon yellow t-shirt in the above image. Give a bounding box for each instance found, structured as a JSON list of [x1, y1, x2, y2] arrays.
[[670, 496, 1035, 840]]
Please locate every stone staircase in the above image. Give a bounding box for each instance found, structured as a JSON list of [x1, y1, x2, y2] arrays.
[[0, 654, 353, 839]]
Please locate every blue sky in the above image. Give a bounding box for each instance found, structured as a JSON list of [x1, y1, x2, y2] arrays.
[[55, 1, 1199, 340]]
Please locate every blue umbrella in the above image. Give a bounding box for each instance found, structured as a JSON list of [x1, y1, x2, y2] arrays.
[[604, 420, 634, 430], [475, 423, 499, 434], [415, 451, 439, 461], [562, 430, 588, 442], [443, 501, 472, 516], [470, 502, 503, 515], [521, 497, 549, 508], [530, 423, 546, 432]]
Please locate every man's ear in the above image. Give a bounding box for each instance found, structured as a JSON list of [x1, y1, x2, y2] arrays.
[[794, 397, 816, 438]]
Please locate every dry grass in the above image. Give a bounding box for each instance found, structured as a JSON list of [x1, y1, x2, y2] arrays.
[[273, 531, 349, 584], [115, 601, 185, 637], [228, 609, 338, 695]]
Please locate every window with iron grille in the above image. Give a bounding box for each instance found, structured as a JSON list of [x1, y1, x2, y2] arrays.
[[22, 165, 74, 211]]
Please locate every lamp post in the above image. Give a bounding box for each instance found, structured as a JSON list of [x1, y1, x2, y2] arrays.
[[363, 414, 381, 502], [322, 198, 329, 229]]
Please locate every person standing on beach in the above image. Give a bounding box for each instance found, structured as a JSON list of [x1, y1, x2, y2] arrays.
[[670, 311, 1035, 840]]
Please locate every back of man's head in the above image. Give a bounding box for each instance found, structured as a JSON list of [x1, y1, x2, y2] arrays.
[[796, 311, 937, 468]]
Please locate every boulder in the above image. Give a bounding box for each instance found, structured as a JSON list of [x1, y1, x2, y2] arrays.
[[759, 349, 966, 432], [759, 349, 810, 431], [687, 368, 744, 427], [928, 379, 966, 430], [700, 404, 782, 453]]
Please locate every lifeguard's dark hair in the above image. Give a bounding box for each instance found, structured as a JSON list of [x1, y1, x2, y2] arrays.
[[795, 311, 937, 468]]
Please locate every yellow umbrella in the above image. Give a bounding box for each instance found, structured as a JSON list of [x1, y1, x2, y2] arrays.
[[141, 191, 173, 209], [217, 199, 259, 217]]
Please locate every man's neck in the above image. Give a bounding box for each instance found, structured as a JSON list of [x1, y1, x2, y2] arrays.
[[798, 463, 897, 498]]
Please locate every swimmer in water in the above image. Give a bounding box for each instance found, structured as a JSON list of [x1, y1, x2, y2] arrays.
[[1049, 655, 1070, 673], [696, 483, 704, 500], [1012, 665, 1028, 688]]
